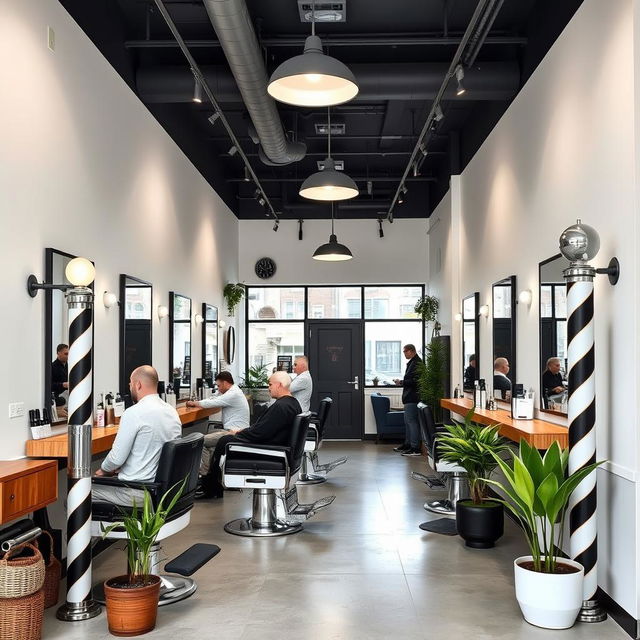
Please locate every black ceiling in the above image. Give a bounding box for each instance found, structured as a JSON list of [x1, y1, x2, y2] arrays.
[[60, 0, 583, 220]]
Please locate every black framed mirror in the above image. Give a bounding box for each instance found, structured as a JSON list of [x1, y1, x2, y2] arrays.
[[44, 248, 95, 424], [492, 275, 516, 399], [120, 275, 153, 395], [169, 292, 192, 395], [202, 303, 218, 382], [462, 292, 479, 391], [539, 255, 568, 414]]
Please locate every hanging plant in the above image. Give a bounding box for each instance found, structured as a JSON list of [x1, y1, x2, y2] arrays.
[[223, 283, 245, 317], [414, 295, 439, 323]]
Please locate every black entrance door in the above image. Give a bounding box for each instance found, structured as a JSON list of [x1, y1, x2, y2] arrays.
[[308, 321, 363, 439]]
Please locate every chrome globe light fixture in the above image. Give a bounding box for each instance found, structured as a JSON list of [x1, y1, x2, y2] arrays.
[[313, 203, 353, 261]]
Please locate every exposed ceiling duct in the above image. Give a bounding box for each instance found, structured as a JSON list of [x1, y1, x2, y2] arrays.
[[201, 0, 306, 166]]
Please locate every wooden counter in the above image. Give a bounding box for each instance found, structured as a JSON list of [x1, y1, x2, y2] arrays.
[[25, 405, 215, 459], [441, 397, 568, 449], [0, 459, 58, 524]]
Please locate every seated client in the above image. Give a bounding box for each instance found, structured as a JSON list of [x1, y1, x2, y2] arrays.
[[198, 371, 301, 499], [92, 365, 181, 506], [186, 371, 250, 476], [493, 357, 512, 399], [542, 357, 566, 396]]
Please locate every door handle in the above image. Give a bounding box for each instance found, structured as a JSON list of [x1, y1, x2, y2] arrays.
[[347, 376, 359, 390]]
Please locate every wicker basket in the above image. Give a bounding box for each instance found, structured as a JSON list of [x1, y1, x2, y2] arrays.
[[0, 589, 44, 640], [38, 531, 61, 609], [0, 543, 45, 599]]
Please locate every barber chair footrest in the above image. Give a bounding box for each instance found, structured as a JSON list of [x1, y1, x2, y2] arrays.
[[92, 574, 198, 607], [313, 456, 348, 473], [283, 488, 336, 522], [164, 543, 221, 577], [411, 471, 446, 489]]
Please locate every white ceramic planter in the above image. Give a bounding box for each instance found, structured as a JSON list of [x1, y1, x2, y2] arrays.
[[514, 556, 584, 629]]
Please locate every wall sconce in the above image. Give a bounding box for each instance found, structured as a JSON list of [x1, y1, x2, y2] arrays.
[[157, 305, 169, 320], [103, 291, 118, 308], [27, 256, 95, 296], [219, 320, 226, 328], [518, 289, 533, 306], [194, 313, 204, 325], [479, 304, 490, 317], [454, 312, 462, 322]]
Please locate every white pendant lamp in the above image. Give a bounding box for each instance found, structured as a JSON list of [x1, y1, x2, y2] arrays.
[[267, 1, 358, 107], [313, 203, 353, 261]]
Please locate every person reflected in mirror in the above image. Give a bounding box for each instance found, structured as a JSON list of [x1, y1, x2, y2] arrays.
[[51, 344, 69, 406], [542, 357, 566, 396], [493, 357, 512, 399], [392, 344, 423, 457], [464, 354, 477, 391], [290, 355, 313, 412]]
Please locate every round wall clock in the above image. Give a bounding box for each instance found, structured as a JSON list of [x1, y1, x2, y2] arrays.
[[255, 257, 277, 279]]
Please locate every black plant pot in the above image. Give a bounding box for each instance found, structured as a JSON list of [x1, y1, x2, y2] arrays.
[[456, 499, 504, 549]]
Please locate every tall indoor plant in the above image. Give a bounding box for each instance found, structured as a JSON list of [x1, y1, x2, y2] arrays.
[[437, 409, 510, 548], [417, 337, 446, 423], [102, 481, 185, 636], [223, 282, 245, 317], [488, 440, 604, 629]]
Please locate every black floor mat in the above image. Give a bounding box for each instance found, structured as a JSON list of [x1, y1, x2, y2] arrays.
[[419, 518, 458, 535]]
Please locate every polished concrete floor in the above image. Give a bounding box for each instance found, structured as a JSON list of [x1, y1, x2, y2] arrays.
[[44, 442, 628, 639]]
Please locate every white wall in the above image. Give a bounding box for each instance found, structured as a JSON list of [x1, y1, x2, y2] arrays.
[[0, 0, 240, 462], [429, 0, 639, 617]]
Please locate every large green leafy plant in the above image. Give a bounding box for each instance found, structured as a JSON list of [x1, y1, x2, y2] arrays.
[[241, 363, 269, 388], [488, 440, 604, 573], [417, 338, 446, 422], [414, 295, 439, 323], [437, 409, 509, 504], [223, 283, 245, 316]]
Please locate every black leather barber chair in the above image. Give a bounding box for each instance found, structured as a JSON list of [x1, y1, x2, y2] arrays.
[[222, 412, 335, 537], [92, 433, 219, 605]]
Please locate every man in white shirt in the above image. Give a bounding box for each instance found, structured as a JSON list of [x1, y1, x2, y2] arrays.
[[92, 365, 181, 506], [186, 371, 250, 475], [290, 355, 313, 412]]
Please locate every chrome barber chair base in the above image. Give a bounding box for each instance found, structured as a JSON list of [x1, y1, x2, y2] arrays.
[[424, 499, 455, 516], [93, 575, 197, 606], [296, 473, 327, 485], [224, 517, 302, 537]]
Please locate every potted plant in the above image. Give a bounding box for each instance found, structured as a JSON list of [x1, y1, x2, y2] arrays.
[[240, 363, 270, 404], [417, 338, 446, 423], [372, 376, 380, 387], [488, 440, 604, 629], [102, 481, 184, 637], [414, 295, 441, 338], [223, 282, 245, 317], [437, 409, 510, 548]]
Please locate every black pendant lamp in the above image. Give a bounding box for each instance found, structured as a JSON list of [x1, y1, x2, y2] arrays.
[[313, 203, 353, 261]]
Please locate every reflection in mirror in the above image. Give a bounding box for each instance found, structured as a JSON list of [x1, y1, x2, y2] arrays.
[[169, 292, 192, 396], [462, 293, 479, 390], [492, 276, 516, 400], [539, 255, 568, 415], [202, 303, 218, 383], [120, 275, 152, 395]]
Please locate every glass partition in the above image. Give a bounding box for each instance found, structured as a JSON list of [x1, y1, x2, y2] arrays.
[[492, 276, 516, 399], [364, 286, 421, 319], [169, 292, 192, 395], [248, 322, 305, 372], [462, 292, 479, 390], [202, 303, 218, 381], [307, 287, 361, 318], [247, 287, 305, 320]]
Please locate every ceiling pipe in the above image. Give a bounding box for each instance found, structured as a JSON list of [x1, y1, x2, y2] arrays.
[[201, 0, 306, 166]]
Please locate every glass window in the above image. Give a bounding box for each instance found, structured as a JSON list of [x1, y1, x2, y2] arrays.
[[364, 321, 422, 385], [554, 285, 567, 318], [463, 296, 476, 320], [247, 288, 305, 320], [173, 294, 191, 321], [540, 285, 553, 317], [556, 321, 567, 360], [364, 286, 420, 319], [307, 287, 361, 319], [248, 323, 305, 372], [125, 287, 151, 320], [493, 285, 512, 319]]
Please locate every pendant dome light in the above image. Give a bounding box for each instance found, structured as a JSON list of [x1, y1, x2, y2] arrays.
[[267, 1, 358, 107], [313, 203, 353, 261], [300, 108, 359, 201]]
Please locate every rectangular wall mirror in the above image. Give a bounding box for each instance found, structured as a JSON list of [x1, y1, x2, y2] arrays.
[[492, 275, 516, 399], [169, 292, 192, 396], [44, 248, 94, 424], [539, 255, 568, 414], [202, 303, 218, 383], [120, 275, 153, 395], [462, 292, 479, 390]]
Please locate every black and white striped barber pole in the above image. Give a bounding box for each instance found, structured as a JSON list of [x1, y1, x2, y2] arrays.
[[560, 220, 618, 624], [56, 286, 102, 622]]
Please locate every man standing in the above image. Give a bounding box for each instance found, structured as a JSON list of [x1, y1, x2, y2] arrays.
[[51, 343, 69, 404], [186, 371, 250, 475], [93, 365, 181, 505], [493, 357, 512, 399], [199, 371, 301, 499], [290, 355, 313, 412], [393, 344, 422, 457]]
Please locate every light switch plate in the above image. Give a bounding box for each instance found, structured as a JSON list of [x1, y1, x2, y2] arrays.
[[8, 402, 25, 419]]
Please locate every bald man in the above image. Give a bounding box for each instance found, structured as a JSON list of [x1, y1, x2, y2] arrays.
[[493, 357, 512, 400], [199, 371, 302, 499], [93, 365, 181, 506], [290, 355, 313, 412]]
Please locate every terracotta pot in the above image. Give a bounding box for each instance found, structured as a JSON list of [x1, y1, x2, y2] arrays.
[[104, 574, 161, 637]]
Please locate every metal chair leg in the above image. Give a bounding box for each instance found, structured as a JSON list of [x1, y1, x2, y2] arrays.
[[296, 453, 327, 485], [224, 489, 302, 537], [423, 472, 468, 515]]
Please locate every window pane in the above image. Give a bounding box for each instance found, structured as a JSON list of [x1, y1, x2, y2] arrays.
[[492, 285, 511, 319], [307, 287, 361, 319], [540, 285, 553, 318], [463, 296, 476, 320], [172, 323, 191, 386], [173, 294, 191, 321], [204, 324, 218, 379], [554, 285, 567, 318], [365, 321, 422, 385], [247, 288, 305, 320], [125, 287, 151, 320], [364, 286, 421, 319], [556, 320, 567, 360], [463, 322, 476, 368], [205, 305, 217, 321], [248, 323, 305, 374]]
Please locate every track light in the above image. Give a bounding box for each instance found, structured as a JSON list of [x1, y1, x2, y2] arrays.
[[244, 167, 251, 182], [228, 145, 238, 156], [193, 78, 203, 103], [258, 196, 266, 207], [366, 180, 373, 196], [455, 64, 466, 96], [298, 219, 304, 240], [273, 221, 279, 232], [412, 163, 419, 177], [378, 219, 384, 238], [419, 143, 428, 157], [208, 112, 220, 125], [398, 192, 404, 204], [434, 105, 444, 121]]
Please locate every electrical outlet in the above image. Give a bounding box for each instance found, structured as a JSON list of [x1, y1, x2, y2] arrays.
[[9, 402, 25, 419], [47, 26, 55, 51]]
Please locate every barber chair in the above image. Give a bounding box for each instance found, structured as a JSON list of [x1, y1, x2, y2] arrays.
[[92, 433, 220, 605], [411, 403, 468, 515], [297, 398, 347, 485], [222, 412, 335, 537], [371, 393, 406, 443]]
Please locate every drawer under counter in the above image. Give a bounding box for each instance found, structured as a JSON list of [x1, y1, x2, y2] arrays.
[[0, 459, 58, 524]]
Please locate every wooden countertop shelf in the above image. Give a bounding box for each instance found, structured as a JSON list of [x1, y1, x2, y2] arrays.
[[0, 459, 58, 524], [441, 397, 568, 450], [25, 405, 215, 459]]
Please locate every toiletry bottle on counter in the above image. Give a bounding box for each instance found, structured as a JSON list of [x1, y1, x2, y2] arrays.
[[50, 392, 59, 423], [96, 395, 105, 427], [479, 379, 487, 410], [166, 384, 176, 408], [113, 392, 125, 425], [104, 392, 115, 426]]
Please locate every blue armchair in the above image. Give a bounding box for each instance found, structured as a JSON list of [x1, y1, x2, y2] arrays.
[[370, 393, 405, 443]]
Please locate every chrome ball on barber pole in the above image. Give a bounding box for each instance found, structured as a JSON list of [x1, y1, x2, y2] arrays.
[[559, 220, 600, 262]]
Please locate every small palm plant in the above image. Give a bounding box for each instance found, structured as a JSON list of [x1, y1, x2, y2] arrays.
[[437, 409, 510, 504]]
